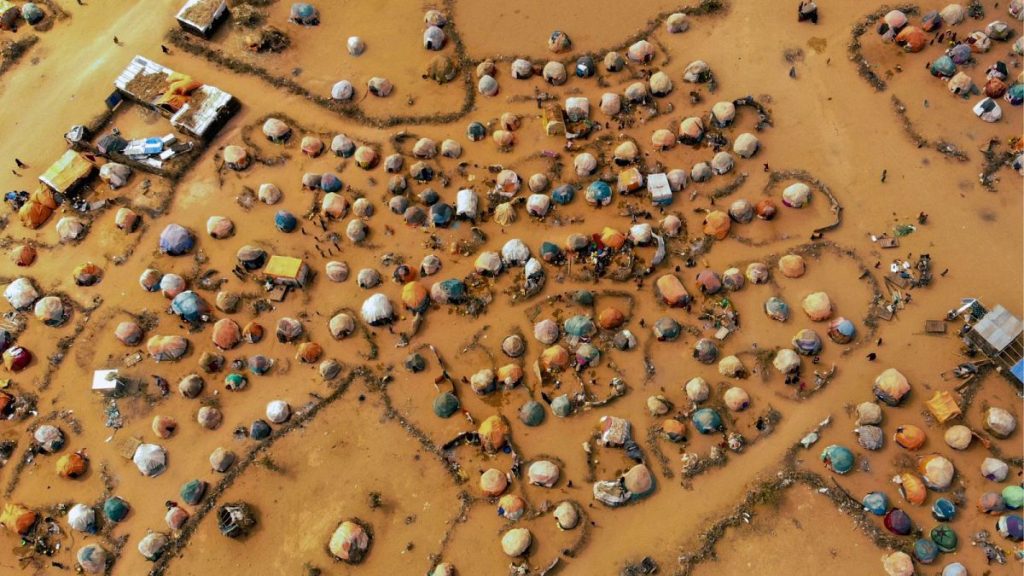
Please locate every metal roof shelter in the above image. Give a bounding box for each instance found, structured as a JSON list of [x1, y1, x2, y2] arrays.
[[965, 304, 1024, 386], [39, 150, 95, 194], [263, 256, 311, 288], [543, 103, 565, 136], [170, 84, 238, 139], [971, 305, 1023, 352], [647, 173, 671, 205], [92, 369, 122, 392], [115, 55, 237, 139], [176, 0, 229, 37], [115, 56, 173, 106]]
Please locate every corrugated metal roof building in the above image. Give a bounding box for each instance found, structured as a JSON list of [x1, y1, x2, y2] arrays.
[[176, 0, 229, 37], [115, 55, 237, 139], [966, 304, 1024, 386], [39, 150, 95, 194], [263, 256, 311, 288]]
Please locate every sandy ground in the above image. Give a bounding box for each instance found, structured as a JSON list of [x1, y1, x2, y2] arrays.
[[687, 485, 883, 575], [0, 1, 1021, 575]]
